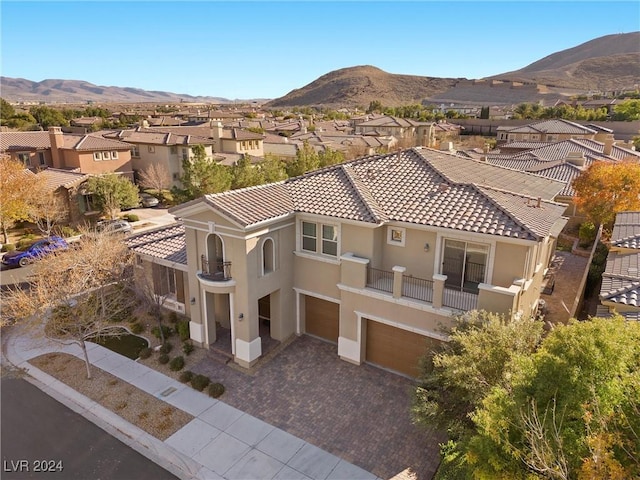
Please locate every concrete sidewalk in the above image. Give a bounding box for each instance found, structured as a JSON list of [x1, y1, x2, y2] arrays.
[[2, 326, 379, 480]]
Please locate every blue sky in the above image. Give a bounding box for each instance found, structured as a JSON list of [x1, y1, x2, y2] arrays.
[[2, 1, 638, 100]]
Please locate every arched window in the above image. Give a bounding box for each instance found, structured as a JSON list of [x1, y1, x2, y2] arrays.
[[262, 238, 275, 275]]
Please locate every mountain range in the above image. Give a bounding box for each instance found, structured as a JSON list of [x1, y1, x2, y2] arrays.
[[2, 32, 638, 107]]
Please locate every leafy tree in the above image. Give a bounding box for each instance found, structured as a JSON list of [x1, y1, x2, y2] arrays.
[[318, 147, 345, 168], [612, 99, 640, 121], [231, 154, 263, 189], [469, 317, 640, 479], [4, 112, 37, 130], [479, 106, 490, 119], [138, 163, 171, 200], [86, 173, 140, 219], [572, 161, 640, 227], [2, 230, 136, 378], [286, 141, 320, 177], [258, 155, 288, 183], [171, 144, 231, 202], [1, 97, 15, 122], [367, 100, 383, 114], [28, 105, 69, 129], [0, 157, 45, 243]]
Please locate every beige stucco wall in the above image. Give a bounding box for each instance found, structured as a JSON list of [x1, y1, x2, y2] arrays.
[[381, 227, 437, 280], [493, 242, 528, 287], [294, 255, 341, 301], [62, 150, 133, 174]]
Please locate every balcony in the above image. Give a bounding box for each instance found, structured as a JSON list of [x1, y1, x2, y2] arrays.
[[200, 255, 232, 281]]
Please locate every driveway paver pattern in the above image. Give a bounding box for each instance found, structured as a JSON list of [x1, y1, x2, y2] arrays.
[[192, 335, 443, 480]]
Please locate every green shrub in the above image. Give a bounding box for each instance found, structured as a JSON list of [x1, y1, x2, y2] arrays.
[[138, 347, 152, 359], [179, 370, 194, 383], [158, 354, 170, 364], [579, 221, 597, 248], [123, 213, 139, 222], [169, 356, 185, 371], [182, 341, 194, 356], [1, 243, 15, 252], [207, 382, 225, 398], [159, 342, 173, 354], [177, 320, 190, 341], [151, 325, 172, 339], [191, 374, 210, 391], [129, 322, 144, 334]]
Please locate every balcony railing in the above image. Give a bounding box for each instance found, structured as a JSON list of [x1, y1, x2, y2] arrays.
[[442, 287, 478, 311], [403, 275, 434, 303], [200, 255, 232, 281], [366, 267, 393, 294]]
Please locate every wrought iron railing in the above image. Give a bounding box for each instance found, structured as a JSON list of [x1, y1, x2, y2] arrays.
[[200, 255, 232, 281], [403, 275, 434, 303], [366, 267, 394, 294], [442, 287, 478, 311]]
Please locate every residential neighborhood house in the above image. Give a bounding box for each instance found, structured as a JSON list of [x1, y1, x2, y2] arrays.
[[129, 147, 567, 378]]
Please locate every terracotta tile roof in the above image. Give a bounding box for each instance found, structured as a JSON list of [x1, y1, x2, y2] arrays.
[[611, 212, 640, 250], [63, 134, 133, 151], [356, 116, 428, 128], [36, 168, 90, 191], [173, 148, 567, 241], [222, 128, 264, 141], [600, 211, 640, 311], [125, 223, 187, 267], [0, 131, 51, 151], [505, 119, 597, 135], [116, 130, 214, 146]]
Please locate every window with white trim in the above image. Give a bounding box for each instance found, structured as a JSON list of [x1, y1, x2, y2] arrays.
[[93, 152, 102, 161], [300, 221, 339, 257], [302, 222, 317, 252], [38, 152, 46, 166], [102, 151, 111, 160], [17, 152, 30, 166], [322, 225, 337, 256], [111, 151, 119, 159], [131, 146, 140, 157]]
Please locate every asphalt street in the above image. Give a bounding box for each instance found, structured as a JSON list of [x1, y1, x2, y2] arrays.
[[1, 376, 178, 480]]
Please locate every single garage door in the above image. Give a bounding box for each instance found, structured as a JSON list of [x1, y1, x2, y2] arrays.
[[305, 296, 339, 343], [366, 320, 439, 378]]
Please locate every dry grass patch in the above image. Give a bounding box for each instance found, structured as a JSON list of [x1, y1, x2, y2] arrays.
[[30, 352, 193, 440]]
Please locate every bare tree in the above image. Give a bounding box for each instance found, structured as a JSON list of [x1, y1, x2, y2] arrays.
[[131, 261, 175, 344], [27, 191, 68, 237], [138, 163, 171, 199], [2, 230, 136, 378]]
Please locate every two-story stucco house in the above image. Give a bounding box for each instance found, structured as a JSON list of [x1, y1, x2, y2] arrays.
[[148, 147, 567, 378], [108, 129, 216, 186]]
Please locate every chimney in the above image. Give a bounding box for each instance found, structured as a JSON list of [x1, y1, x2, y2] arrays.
[[603, 134, 614, 156], [210, 121, 223, 141], [566, 151, 586, 167], [48, 126, 64, 168]]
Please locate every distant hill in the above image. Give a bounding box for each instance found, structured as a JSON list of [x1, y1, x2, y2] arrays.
[[264, 65, 460, 108], [0, 77, 231, 104], [267, 32, 640, 108], [488, 32, 640, 91]]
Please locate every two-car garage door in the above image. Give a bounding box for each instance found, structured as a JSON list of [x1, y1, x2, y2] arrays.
[[365, 320, 439, 378], [304, 295, 439, 378]]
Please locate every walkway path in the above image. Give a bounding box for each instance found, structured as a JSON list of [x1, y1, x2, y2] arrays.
[[2, 325, 379, 480]]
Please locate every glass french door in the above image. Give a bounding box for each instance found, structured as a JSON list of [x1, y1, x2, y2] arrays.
[[442, 239, 488, 293]]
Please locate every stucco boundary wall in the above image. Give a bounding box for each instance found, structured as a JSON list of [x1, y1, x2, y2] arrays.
[[454, 119, 640, 142], [570, 224, 603, 319]]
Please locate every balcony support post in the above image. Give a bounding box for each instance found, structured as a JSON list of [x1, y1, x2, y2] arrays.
[[433, 274, 446, 308], [392, 266, 406, 299]]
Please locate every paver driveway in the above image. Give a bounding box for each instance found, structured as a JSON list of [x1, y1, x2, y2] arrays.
[[192, 335, 443, 480]]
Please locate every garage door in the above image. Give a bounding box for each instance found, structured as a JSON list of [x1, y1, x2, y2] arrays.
[[365, 320, 439, 378], [305, 296, 339, 343]]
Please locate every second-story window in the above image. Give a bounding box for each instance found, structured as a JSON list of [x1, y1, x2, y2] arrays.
[[93, 152, 102, 161], [131, 146, 140, 157], [301, 221, 339, 257], [38, 152, 46, 166], [17, 152, 30, 166], [302, 222, 317, 252], [322, 225, 337, 256]]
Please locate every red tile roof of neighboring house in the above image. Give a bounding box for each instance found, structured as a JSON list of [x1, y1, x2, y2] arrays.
[[0, 131, 51, 151], [36, 168, 90, 191]]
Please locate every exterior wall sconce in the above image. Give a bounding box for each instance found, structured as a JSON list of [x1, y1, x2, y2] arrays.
[[238, 313, 244, 320], [190, 297, 196, 305], [424, 243, 430, 252]]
